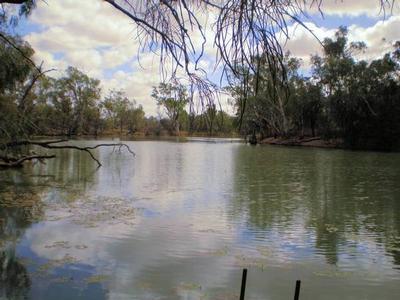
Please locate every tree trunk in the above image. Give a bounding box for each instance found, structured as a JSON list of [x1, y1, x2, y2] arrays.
[[175, 121, 180, 136], [311, 118, 316, 137]]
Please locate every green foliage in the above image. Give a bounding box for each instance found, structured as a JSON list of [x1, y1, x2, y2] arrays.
[[313, 28, 400, 149], [230, 27, 400, 151], [102, 89, 145, 134], [0, 33, 33, 92], [0, 33, 35, 140], [229, 53, 299, 138], [47, 67, 101, 135], [152, 82, 189, 135]]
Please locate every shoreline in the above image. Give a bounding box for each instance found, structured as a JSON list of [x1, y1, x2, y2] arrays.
[[31, 132, 241, 141], [259, 136, 344, 149]]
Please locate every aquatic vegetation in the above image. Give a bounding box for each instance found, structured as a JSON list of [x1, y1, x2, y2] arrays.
[[0, 190, 44, 208], [85, 274, 110, 284], [176, 281, 202, 291], [313, 269, 354, 278], [51, 276, 73, 284], [75, 244, 88, 250], [209, 246, 229, 257], [25, 192, 138, 228], [234, 254, 268, 270], [325, 224, 339, 233], [44, 241, 71, 249], [36, 254, 78, 275], [44, 241, 88, 250], [257, 246, 275, 257], [69, 196, 136, 228]]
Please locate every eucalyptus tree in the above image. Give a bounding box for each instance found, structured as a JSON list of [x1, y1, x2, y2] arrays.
[[126, 104, 145, 134], [102, 89, 143, 134], [50, 67, 102, 135], [306, 29, 400, 149], [152, 82, 189, 135], [103, 89, 129, 133], [230, 53, 302, 137], [0, 33, 36, 139]]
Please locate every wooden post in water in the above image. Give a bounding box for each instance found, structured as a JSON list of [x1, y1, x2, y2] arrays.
[[294, 280, 301, 300], [240, 268, 248, 300]]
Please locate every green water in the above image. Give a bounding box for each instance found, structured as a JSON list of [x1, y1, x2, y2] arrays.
[[0, 139, 399, 299]]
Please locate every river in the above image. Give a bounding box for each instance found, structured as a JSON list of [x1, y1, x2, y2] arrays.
[[0, 139, 399, 299]]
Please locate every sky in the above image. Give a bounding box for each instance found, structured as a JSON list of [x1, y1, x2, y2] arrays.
[[12, 0, 400, 115]]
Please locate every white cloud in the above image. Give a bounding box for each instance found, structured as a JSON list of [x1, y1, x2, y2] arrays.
[[25, 0, 221, 115], [282, 23, 336, 69], [22, 0, 400, 115], [308, 0, 400, 17], [282, 15, 400, 71], [348, 15, 400, 60]]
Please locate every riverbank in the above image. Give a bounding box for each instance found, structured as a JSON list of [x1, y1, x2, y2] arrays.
[[260, 136, 344, 149], [32, 131, 240, 141]]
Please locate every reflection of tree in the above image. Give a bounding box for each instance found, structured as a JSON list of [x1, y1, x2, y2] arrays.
[[0, 145, 115, 298], [35, 146, 98, 186], [0, 248, 31, 299], [231, 146, 303, 231], [0, 205, 36, 299], [232, 146, 400, 266], [0, 172, 46, 299]]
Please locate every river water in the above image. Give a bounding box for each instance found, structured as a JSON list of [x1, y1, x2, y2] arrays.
[[0, 139, 399, 299]]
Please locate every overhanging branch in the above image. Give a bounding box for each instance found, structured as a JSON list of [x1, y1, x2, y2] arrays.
[[0, 140, 136, 168]]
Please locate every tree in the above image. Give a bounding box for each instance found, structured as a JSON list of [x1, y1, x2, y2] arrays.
[[102, 89, 144, 135], [291, 80, 323, 137], [152, 82, 189, 135], [52, 67, 101, 135], [0, 62, 136, 167], [2, 0, 393, 114], [227, 26, 400, 150], [126, 104, 145, 134], [230, 53, 300, 138], [0, 32, 37, 139], [103, 89, 130, 134]]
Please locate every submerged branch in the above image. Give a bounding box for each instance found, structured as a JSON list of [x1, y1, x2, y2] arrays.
[[0, 154, 56, 168], [0, 140, 136, 168]]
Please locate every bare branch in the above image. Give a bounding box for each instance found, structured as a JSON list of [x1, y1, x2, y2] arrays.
[[0, 139, 136, 167], [0, 0, 28, 4], [0, 154, 55, 168], [19, 65, 55, 111]]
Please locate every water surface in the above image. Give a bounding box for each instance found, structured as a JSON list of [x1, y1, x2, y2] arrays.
[[1, 140, 399, 299]]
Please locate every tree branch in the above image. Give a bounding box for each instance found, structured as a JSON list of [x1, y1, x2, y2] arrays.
[[0, 154, 55, 168], [19, 66, 55, 111], [0, 32, 41, 73], [0, 0, 28, 4], [0, 140, 136, 168]]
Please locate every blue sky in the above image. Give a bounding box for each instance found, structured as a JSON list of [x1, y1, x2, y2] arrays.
[[13, 0, 400, 115]]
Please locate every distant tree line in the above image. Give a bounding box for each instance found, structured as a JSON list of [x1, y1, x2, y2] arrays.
[[152, 82, 236, 136], [0, 35, 236, 141], [230, 27, 400, 151]]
